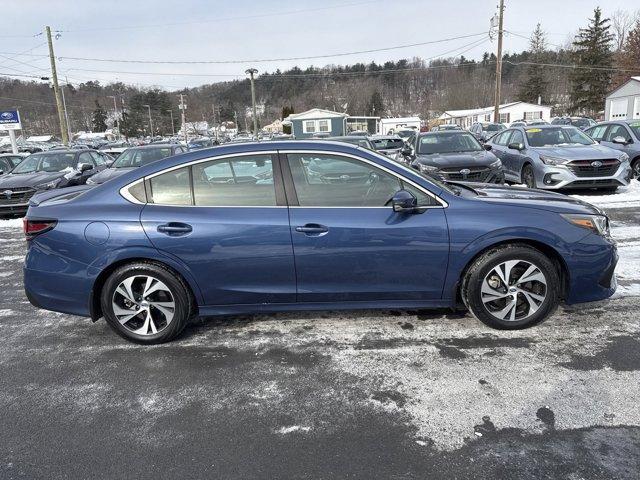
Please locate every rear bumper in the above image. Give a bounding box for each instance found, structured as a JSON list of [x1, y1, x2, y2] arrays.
[[24, 266, 92, 317]]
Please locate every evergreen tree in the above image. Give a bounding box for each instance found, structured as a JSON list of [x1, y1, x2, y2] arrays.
[[119, 110, 143, 139], [613, 19, 640, 88], [569, 7, 614, 115], [91, 100, 108, 132], [367, 90, 384, 116], [518, 24, 549, 104]]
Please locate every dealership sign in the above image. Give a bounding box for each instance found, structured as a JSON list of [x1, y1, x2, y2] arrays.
[[0, 110, 21, 130]]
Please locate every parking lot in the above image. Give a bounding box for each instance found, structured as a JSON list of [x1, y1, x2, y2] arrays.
[[0, 185, 638, 479]]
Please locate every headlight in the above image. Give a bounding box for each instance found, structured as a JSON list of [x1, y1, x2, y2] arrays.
[[34, 178, 61, 190], [86, 177, 96, 185], [561, 213, 610, 237], [620, 152, 629, 163], [539, 155, 568, 166], [418, 164, 439, 173], [489, 159, 502, 169]]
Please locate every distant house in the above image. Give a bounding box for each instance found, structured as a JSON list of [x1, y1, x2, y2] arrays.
[[379, 117, 421, 134], [438, 102, 552, 128], [605, 77, 640, 121], [284, 108, 348, 138]]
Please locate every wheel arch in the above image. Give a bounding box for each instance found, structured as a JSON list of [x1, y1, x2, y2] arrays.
[[89, 252, 202, 322], [455, 238, 569, 308]]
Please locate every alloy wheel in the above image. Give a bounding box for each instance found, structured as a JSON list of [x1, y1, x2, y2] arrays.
[[111, 275, 176, 336], [481, 260, 547, 322]]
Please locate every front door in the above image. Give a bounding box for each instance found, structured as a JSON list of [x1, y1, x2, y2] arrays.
[[599, 124, 634, 155], [140, 153, 296, 305], [282, 151, 449, 303]]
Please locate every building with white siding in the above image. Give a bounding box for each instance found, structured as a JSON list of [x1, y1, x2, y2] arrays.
[[438, 101, 552, 128], [605, 77, 640, 121]]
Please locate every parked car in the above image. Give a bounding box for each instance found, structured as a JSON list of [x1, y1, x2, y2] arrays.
[[23, 141, 618, 343], [0, 149, 107, 216], [396, 128, 418, 147], [411, 131, 504, 183], [269, 134, 295, 141], [487, 125, 632, 191], [585, 120, 640, 177], [469, 122, 507, 143], [368, 135, 411, 162], [347, 130, 369, 136], [551, 117, 596, 130], [510, 121, 528, 128], [527, 120, 549, 126], [0, 152, 29, 174], [326, 136, 375, 150], [187, 137, 218, 150], [87, 144, 186, 185]]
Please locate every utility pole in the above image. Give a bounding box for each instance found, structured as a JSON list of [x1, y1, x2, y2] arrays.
[[142, 104, 153, 138], [493, 0, 505, 123], [46, 26, 69, 145], [245, 68, 258, 137], [169, 110, 175, 136], [60, 81, 72, 141], [178, 94, 188, 143], [107, 95, 119, 140]]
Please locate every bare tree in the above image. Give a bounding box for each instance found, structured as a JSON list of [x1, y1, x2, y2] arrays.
[[611, 9, 637, 51]]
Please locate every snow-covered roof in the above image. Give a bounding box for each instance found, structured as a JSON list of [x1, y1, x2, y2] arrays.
[[286, 108, 347, 121], [26, 135, 56, 142], [380, 116, 421, 123]]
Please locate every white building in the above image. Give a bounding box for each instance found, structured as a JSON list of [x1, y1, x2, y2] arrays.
[[605, 77, 640, 121], [438, 101, 552, 128]]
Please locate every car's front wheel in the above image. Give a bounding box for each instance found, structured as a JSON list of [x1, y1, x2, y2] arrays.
[[463, 245, 560, 329], [522, 164, 536, 188], [101, 262, 194, 344]]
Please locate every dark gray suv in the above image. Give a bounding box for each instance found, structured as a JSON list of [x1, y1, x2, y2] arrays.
[[585, 121, 640, 178]]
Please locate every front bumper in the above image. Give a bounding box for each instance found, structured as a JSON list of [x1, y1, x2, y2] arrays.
[[535, 161, 632, 190], [0, 202, 29, 216], [432, 168, 505, 184]]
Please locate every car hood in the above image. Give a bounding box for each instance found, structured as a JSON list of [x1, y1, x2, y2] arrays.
[[90, 167, 132, 184], [532, 144, 622, 160], [469, 183, 602, 215], [0, 171, 66, 189], [415, 151, 497, 168]]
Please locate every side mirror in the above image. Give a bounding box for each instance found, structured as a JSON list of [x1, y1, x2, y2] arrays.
[[391, 189, 418, 213], [78, 163, 93, 172], [612, 136, 629, 145], [483, 144, 492, 151], [508, 142, 524, 151], [401, 146, 413, 156]]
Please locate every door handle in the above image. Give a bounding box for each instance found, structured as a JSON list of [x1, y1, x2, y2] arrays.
[[157, 223, 193, 236], [295, 223, 329, 235]]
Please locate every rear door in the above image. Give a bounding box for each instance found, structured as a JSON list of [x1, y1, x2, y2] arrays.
[[281, 150, 449, 302], [140, 152, 296, 306]]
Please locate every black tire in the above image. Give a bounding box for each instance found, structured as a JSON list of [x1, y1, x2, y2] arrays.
[[522, 164, 536, 188], [101, 261, 195, 344], [631, 158, 640, 178], [463, 244, 560, 330]]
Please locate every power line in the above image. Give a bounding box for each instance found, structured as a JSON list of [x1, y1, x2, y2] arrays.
[[56, 0, 385, 32], [56, 32, 490, 64]]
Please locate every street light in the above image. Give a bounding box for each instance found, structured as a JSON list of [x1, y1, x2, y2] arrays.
[[142, 104, 153, 138], [107, 95, 119, 140], [245, 68, 258, 138]]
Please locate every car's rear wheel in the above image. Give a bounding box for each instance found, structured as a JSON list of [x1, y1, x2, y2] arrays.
[[522, 164, 536, 188], [101, 262, 194, 344], [464, 245, 560, 329]]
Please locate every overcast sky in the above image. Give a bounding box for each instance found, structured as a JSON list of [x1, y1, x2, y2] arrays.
[[2, 0, 638, 90]]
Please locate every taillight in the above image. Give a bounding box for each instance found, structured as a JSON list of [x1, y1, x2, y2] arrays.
[[23, 218, 57, 240]]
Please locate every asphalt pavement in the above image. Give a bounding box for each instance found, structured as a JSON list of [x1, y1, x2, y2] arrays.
[[0, 203, 639, 479]]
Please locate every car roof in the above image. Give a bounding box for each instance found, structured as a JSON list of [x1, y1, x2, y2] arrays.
[[34, 149, 79, 155], [0, 152, 29, 157], [127, 144, 175, 150], [368, 135, 401, 139]]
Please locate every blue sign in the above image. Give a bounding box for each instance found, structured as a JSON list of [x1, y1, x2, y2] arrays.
[[0, 110, 21, 130]]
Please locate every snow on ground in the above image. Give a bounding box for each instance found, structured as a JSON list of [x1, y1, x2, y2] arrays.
[[570, 180, 640, 209], [0, 218, 23, 229]]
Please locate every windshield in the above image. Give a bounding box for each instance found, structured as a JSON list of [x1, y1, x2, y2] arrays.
[[12, 153, 76, 174], [417, 132, 483, 154], [571, 118, 591, 128], [525, 126, 595, 147], [113, 148, 173, 168], [371, 138, 405, 150], [484, 124, 505, 132]]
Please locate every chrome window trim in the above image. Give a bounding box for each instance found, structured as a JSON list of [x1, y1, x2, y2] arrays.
[[119, 148, 447, 208]]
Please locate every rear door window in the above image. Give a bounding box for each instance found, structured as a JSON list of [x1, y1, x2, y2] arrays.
[[148, 167, 192, 205]]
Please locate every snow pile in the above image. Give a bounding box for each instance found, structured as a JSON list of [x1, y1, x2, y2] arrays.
[[0, 218, 23, 229], [570, 180, 640, 209]]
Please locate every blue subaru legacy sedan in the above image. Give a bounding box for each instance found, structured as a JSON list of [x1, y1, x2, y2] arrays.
[[23, 141, 617, 344]]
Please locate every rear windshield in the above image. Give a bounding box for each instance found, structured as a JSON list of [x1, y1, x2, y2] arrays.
[[484, 124, 505, 132], [113, 148, 173, 168], [371, 138, 404, 150], [525, 127, 594, 147]]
